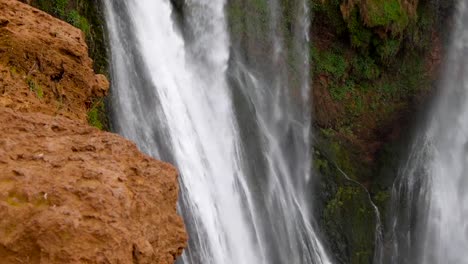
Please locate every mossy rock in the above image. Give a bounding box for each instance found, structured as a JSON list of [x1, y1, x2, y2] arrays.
[[87, 98, 109, 131], [313, 135, 379, 264], [341, 0, 412, 35], [27, 0, 108, 75]]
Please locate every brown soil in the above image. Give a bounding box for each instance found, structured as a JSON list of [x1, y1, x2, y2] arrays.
[[0, 1, 187, 263]]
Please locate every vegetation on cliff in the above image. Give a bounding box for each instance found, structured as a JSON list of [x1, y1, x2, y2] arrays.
[[224, 0, 452, 262], [22, 0, 109, 130], [311, 0, 454, 263], [24, 0, 107, 74], [311, 0, 443, 182]]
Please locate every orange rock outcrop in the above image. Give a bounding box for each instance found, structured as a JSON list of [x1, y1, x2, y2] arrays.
[[0, 0, 187, 263]]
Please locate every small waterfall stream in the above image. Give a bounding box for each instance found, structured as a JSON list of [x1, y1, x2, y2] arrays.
[[388, 1, 468, 263], [103, 0, 331, 263]]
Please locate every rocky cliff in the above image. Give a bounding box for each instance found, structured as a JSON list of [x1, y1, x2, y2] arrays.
[[0, 0, 187, 263], [311, 0, 454, 263]]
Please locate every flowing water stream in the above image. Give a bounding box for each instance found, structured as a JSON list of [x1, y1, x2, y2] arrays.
[[103, 0, 331, 263], [388, 1, 468, 263]]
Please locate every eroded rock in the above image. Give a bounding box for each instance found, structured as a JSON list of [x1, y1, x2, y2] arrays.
[[0, 0, 187, 263], [0, 108, 187, 264]]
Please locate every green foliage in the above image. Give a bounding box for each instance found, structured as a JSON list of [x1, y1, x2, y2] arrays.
[[66, 9, 90, 35], [329, 140, 358, 179], [87, 100, 105, 130], [53, 0, 69, 18], [406, 2, 436, 51], [312, 3, 444, 260], [313, 47, 348, 79], [376, 38, 401, 61], [352, 55, 380, 80], [347, 9, 373, 48], [66, 9, 80, 26], [29, 0, 108, 75], [374, 191, 391, 205], [365, 0, 409, 33], [397, 53, 427, 93], [330, 80, 355, 101], [26, 77, 44, 99], [347, 93, 364, 117], [379, 81, 398, 97], [314, 153, 330, 173], [324, 185, 376, 264]]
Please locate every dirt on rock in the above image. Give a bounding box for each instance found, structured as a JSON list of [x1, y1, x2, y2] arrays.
[[0, 0, 108, 122], [0, 108, 187, 264], [0, 1, 187, 263]]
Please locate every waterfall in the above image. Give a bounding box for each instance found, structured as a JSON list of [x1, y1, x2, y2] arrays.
[[388, 1, 468, 263], [103, 0, 331, 263]]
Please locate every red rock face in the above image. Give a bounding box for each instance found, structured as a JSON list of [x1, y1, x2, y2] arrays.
[[0, 0, 187, 263]]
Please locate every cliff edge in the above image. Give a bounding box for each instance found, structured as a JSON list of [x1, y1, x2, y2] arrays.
[[0, 0, 187, 263]]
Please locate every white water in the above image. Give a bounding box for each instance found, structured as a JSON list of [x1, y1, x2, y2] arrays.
[[104, 0, 331, 263], [389, 1, 468, 263]]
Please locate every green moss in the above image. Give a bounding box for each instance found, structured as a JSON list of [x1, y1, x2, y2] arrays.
[[314, 154, 330, 173], [324, 52, 348, 79], [347, 93, 364, 117], [352, 55, 380, 80], [324, 185, 377, 264], [30, 0, 108, 75], [87, 99, 107, 130], [330, 79, 355, 101], [378, 79, 397, 97], [26, 77, 44, 99], [312, 0, 449, 261], [347, 9, 373, 48], [312, 47, 348, 79], [376, 38, 401, 61], [329, 141, 357, 179], [53, 0, 68, 17], [66, 9, 90, 35], [374, 191, 390, 205], [365, 0, 409, 33]]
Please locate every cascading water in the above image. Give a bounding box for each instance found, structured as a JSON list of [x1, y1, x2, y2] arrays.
[[388, 1, 468, 263], [103, 0, 331, 263]]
